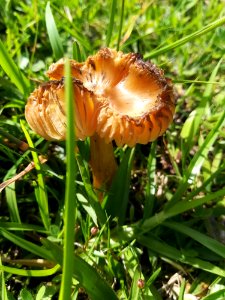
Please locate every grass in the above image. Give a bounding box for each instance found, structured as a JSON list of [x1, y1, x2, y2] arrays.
[[0, 0, 225, 299]]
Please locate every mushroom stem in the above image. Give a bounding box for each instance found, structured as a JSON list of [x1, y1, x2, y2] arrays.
[[90, 133, 118, 194]]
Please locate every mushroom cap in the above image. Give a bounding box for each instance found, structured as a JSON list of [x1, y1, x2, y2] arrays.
[[25, 48, 175, 146], [25, 79, 98, 141], [85, 49, 174, 146]]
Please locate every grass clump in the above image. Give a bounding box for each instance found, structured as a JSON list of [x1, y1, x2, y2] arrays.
[[0, 1, 225, 299]]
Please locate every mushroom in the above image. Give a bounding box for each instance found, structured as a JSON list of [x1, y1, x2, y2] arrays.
[[25, 48, 175, 195], [25, 78, 98, 141]]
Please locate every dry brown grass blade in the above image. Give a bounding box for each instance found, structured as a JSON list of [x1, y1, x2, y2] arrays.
[[0, 156, 47, 192], [1, 256, 55, 268], [0, 128, 30, 152]]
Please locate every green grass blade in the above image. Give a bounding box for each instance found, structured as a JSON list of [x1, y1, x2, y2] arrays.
[[45, 2, 64, 60], [144, 141, 157, 219], [19, 289, 34, 300], [173, 79, 225, 85], [178, 279, 186, 300], [5, 182, 21, 223], [43, 239, 118, 300], [139, 235, 225, 277], [116, 0, 125, 50], [145, 16, 225, 59], [181, 58, 223, 142], [128, 267, 141, 300], [0, 258, 9, 300], [2, 148, 38, 224], [73, 41, 83, 62], [140, 188, 225, 232], [76, 150, 107, 225], [146, 267, 161, 286], [104, 147, 135, 224], [77, 193, 98, 226], [0, 39, 29, 95], [202, 289, 225, 300], [0, 222, 45, 232], [149, 285, 163, 300], [167, 109, 225, 208], [163, 221, 225, 259], [50, 3, 91, 51], [166, 188, 225, 219], [0, 264, 60, 277], [21, 122, 50, 231], [185, 160, 225, 202], [106, 0, 117, 47], [59, 59, 77, 300], [0, 228, 51, 260]]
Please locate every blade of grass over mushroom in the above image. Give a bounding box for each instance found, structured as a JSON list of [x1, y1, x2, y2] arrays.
[[43, 238, 118, 300], [0, 39, 30, 95], [21, 122, 50, 231], [116, 0, 125, 51], [106, 0, 117, 47], [45, 2, 64, 60], [59, 59, 77, 300], [163, 221, 225, 259], [104, 147, 135, 225], [138, 235, 225, 277], [145, 16, 225, 59]]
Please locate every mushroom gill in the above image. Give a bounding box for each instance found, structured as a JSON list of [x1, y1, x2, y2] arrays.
[[25, 79, 98, 141], [25, 47, 175, 193]]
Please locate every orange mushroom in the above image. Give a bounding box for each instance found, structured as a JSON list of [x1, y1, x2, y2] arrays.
[[25, 48, 175, 195], [25, 79, 98, 141]]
